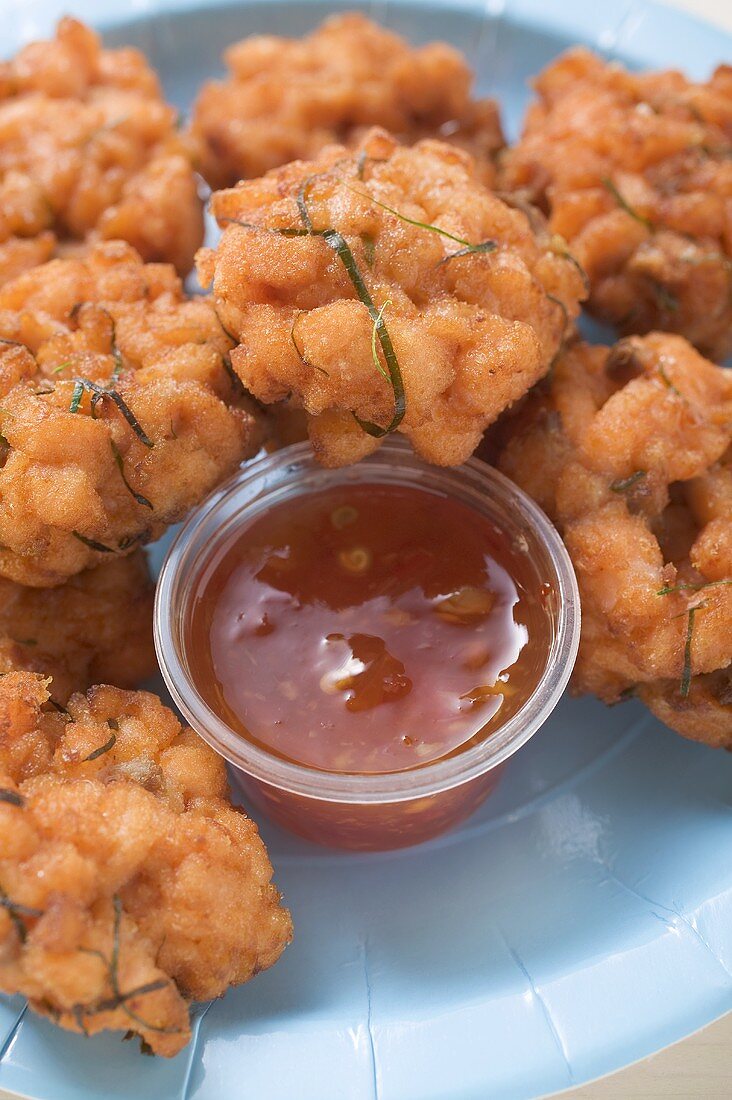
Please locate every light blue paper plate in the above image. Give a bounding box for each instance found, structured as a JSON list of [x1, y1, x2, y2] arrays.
[[1, 2, 731, 1098]]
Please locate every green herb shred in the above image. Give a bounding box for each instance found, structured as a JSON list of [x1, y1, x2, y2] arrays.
[[290, 316, 329, 377], [72, 531, 116, 553], [370, 300, 392, 381], [658, 578, 732, 597], [70, 379, 153, 448], [110, 441, 153, 509], [82, 733, 117, 762], [349, 186, 498, 263], [610, 470, 646, 493], [602, 178, 654, 230], [680, 605, 699, 697], [0, 788, 24, 807], [297, 180, 406, 436]]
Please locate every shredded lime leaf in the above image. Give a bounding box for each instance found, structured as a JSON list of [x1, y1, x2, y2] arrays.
[[72, 531, 116, 553], [290, 316, 329, 377], [657, 365, 682, 396], [370, 300, 392, 381], [219, 215, 309, 237], [436, 240, 497, 266], [69, 380, 85, 414], [69, 379, 152, 447], [348, 185, 496, 255], [680, 605, 700, 697], [76, 897, 180, 1033], [658, 579, 732, 596], [323, 227, 405, 436], [355, 151, 388, 180], [610, 470, 646, 493], [110, 441, 153, 510], [652, 282, 679, 314], [294, 180, 406, 436], [0, 886, 42, 943], [82, 733, 117, 762], [602, 178, 653, 230], [361, 233, 376, 267], [0, 789, 24, 807]]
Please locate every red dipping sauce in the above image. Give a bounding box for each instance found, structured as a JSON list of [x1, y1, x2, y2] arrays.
[[155, 442, 580, 849], [186, 484, 549, 779]]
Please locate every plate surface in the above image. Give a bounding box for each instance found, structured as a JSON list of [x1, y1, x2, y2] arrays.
[[1, 2, 731, 1098]]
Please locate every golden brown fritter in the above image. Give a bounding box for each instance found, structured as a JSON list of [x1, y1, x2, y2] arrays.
[[200, 128, 586, 468], [638, 672, 732, 748], [0, 17, 203, 281], [501, 48, 732, 360], [495, 334, 732, 748], [0, 672, 293, 1056], [190, 12, 504, 189], [0, 241, 261, 587], [0, 552, 155, 703]]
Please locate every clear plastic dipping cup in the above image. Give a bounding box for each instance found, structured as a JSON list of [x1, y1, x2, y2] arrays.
[[155, 440, 580, 851]]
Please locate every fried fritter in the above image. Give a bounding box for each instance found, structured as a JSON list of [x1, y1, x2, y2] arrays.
[[0, 672, 293, 1056], [0, 241, 261, 586], [638, 672, 732, 748], [501, 49, 732, 359], [0, 552, 155, 703], [200, 128, 586, 468], [496, 334, 732, 747], [190, 12, 504, 189], [0, 17, 203, 281]]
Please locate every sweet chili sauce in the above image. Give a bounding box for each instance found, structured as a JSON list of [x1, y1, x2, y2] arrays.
[[185, 482, 552, 780]]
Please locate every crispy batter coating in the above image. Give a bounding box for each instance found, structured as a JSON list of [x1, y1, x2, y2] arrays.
[[0, 552, 155, 703], [496, 334, 732, 747], [638, 672, 732, 747], [0, 672, 293, 1056], [0, 240, 261, 587], [501, 48, 732, 359], [0, 17, 203, 280], [200, 128, 586, 468], [190, 12, 504, 189]]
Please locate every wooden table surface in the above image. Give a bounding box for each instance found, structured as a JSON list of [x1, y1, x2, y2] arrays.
[[565, 1014, 731, 1098], [0, 1, 730, 1098]]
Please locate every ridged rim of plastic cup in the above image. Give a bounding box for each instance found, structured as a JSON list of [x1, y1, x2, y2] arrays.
[[154, 439, 581, 804]]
